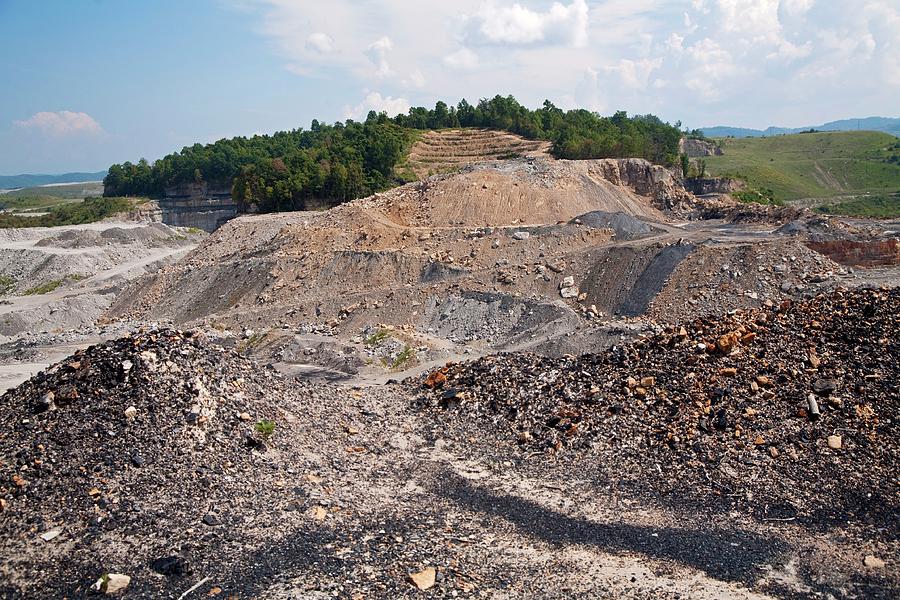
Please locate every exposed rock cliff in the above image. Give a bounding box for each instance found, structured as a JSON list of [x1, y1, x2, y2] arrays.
[[159, 181, 237, 232], [591, 158, 698, 214], [684, 177, 745, 196], [680, 138, 724, 157]]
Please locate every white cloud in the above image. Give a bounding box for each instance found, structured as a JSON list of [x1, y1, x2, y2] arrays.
[[780, 0, 815, 17], [306, 32, 334, 53], [716, 0, 781, 38], [344, 91, 410, 120], [366, 36, 394, 77], [683, 12, 694, 28], [14, 111, 103, 136], [443, 47, 480, 70], [683, 38, 738, 101], [602, 57, 663, 90], [403, 68, 426, 88], [666, 32, 685, 53], [231, 0, 900, 130], [768, 38, 812, 61], [465, 0, 589, 47]]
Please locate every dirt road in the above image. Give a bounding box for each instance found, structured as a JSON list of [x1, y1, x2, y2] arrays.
[[0, 221, 202, 391]]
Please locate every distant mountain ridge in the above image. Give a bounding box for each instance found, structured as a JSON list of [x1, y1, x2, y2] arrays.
[[701, 117, 900, 138], [0, 171, 108, 190]]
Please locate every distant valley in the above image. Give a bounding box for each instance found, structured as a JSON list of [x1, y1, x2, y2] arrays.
[[0, 170, 107, 190]]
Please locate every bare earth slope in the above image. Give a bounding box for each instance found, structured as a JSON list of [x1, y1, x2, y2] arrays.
[[404, 128, 550, 179], [106, 156, 686, 330], [0, 222, 203, 391], [103, 155, 879, 386]]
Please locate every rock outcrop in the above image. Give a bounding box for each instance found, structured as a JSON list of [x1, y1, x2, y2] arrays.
[[680, 138, 724, 157], [684, 177, 744, 196], [160, 181, 237, 232], [591, 158, 698, 214]]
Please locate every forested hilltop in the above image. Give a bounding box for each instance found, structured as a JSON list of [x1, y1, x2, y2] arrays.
[[104, 95, 683, 213]]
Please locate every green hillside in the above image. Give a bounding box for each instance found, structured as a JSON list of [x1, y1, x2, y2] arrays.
[[0, 171, 106, 190], [703, 131, 900, 209], [0, 196, 138, 228], [104, 95, 683, 214], [0, 181, 106, 215]]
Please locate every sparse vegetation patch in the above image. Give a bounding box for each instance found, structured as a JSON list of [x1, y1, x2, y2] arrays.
[[732, 188, 781, 206], [814, 193, 900, 218], [391, 345, 415, 369], [0, 197, 134, 229], [23, 279, 64, 296], [0, 275, 15, 295], [364, 329, 390, 347]]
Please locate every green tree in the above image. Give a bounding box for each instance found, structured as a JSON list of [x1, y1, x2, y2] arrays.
[[106, 95, 685, 213]]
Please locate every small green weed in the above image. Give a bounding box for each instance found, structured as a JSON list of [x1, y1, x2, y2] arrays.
[[364, 329, 390, 347], [0, 275, 14, 294], [255, 419, 276, 439], [392, 345, 415, 369]]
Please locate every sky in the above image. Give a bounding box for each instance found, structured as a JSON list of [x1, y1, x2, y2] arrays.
[[1, 0, 898, 175]]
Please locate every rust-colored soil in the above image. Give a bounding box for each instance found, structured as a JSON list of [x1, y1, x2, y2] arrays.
[[806, 239, 900, 267]]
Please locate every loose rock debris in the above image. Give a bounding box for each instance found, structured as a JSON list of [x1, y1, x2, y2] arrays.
[[0, 289, 897, 598], [0, 329, 316, 597], [418, 288, 899, 528]]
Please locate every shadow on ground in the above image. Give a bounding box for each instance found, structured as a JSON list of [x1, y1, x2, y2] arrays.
[[435, 470, 786, 587]]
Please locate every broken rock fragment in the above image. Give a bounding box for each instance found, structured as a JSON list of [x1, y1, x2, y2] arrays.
[[36, 391, 55, 412], [813, 378, 838, 395], [559, 275, 579, 299], [151, 555, 190, 576], [864, 555, 886, 568], [716, 332, 740, 354], [92, 574, 131, 595], [409, 567, 436, 590]]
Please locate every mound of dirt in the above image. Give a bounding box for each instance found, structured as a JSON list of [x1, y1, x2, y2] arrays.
[[643, 237, 848, 321], [0, 329, 314, 596], [0, 223, 199, 296], [417, 288, 899, 529], [574, 211, 655, 240], [34, 222, 188, 249], [374, 157, 675, 229], [2, 307, 897, 598], [106, 157, 689, 336]]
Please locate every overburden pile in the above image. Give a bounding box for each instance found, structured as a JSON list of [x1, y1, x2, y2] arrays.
[[420, 288, 899, 527], [2, 291, 897, 597], [0, 329, 307, 597]]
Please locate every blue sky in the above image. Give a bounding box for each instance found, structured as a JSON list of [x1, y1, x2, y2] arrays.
[[1, 0, 898, 174]]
